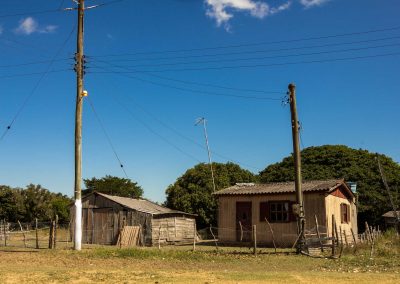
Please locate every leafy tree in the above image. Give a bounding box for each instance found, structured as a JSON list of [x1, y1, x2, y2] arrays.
[[165, 162, 257, 228], [0, 184, 71, 222], [259, 145, 400, 226], [83, 175, 143, 198]]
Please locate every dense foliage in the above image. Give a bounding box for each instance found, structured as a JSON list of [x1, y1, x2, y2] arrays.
[[259, 145, 400, 225], [165, 162, 257, 228], [0, 184, 71, 223], [83, 175, 143, 198]]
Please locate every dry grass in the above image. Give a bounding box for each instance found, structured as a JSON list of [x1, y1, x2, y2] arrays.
[[0, 231, 399, 283]]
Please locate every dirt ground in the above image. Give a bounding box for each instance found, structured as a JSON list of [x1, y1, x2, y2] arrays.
[[0, 245, 399, 284]]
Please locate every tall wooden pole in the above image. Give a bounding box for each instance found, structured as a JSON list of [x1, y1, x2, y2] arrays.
[[74, 0, 85, 251], [288, 83, 305, 253]]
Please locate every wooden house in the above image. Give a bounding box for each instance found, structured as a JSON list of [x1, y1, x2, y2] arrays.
[[71, 192, 196, 246], [213, 179, 357, 247]]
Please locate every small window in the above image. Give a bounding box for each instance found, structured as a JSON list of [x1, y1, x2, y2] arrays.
[[269, 201, 290, 223], [340, 203, 350, 224]]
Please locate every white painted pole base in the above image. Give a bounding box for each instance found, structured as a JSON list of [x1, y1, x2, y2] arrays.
[[74, 199, 82, 250]]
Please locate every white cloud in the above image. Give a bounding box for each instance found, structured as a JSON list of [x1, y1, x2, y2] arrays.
[[15, 17, 57, 35], [205, 0, 291, 30], [299, 0, 330, 8]]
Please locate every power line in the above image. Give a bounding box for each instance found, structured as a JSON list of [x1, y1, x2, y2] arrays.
[[0, 58, 71, 69], [89, 35, 400, 61], [87, 96, 129, 179], [89, 52, 400, 73], [0, 69, 71, 80], [90, 42, 400, 69], [92, 59, 282, 95], [102, 75, 261, 170], [0, 25, 76, 142], [109, 92, 203, 163], [89, 26, 400, 57], [89, 62, 282, 101], [0, 0, 124, 18]]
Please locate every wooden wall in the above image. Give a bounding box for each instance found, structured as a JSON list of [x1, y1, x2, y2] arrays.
[[151, 215, 196, 246], [217, 192, 326, 247]]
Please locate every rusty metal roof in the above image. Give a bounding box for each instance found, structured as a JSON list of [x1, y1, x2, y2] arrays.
[[94, 192, 195, 216], [382, 211, 400, 218], [213, 179, 346, 196]]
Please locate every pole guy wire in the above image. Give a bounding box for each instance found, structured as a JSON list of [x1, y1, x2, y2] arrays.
[[0, 25, 76, 142], [87, 96, 129, 179]]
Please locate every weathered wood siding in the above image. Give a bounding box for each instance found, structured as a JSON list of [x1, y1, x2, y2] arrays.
[[217, 192, 326, 247], [80, 194, 153, 245], [325, 185, 358, 242], [151, 215, 196, 246]]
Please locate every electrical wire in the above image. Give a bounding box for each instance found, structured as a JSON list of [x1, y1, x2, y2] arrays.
[[89, 62, 282, 101], [88, 52, 400, 73], [0, 69, 71, 80], [90, 42, 400, 69], [87, 96, 129, 179], [98, 74, 261, 171], [89, 35, 400, 61], [109, 92, 202, 163], [0, 58, 72, 69], [0, 25, 76, 142], [89, 26, 400, 57]]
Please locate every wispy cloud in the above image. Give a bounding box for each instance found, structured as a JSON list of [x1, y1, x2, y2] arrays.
[[205, 0, 291, 31], [299, 0, 330, 8], [15, 17, 58, 35]]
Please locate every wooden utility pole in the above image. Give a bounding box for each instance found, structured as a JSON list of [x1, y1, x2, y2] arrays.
[[74, 0, 85, 251], [288, 83, 305, 253]]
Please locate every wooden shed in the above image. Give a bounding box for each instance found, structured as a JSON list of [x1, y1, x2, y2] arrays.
[[214, 179, 357, 247], [71, 192, 196, 246], [382, 210, 400, 231]]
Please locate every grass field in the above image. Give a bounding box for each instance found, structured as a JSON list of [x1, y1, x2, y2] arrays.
[[0, 232, 399, 283]]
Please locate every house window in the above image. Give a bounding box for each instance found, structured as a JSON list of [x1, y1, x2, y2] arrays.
[[269, 201, 290, 223], [340, 203, 350, 224]]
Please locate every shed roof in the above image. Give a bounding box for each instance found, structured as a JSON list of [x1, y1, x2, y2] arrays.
[[91, 192, 195, 216], [213, 179, 351, 196], [382, 211, 400, 218]]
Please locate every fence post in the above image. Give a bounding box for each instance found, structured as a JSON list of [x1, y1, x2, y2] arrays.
[[209, 225, 218, 250], [192, 222, 196, 252], [158, 225, 162, 250], [53, 215, 58, 249], [48, 221, 53, 249], [35, 218, 39, 249], [265, 218, 277, 254], [238, 221, 243, 242], [17, 220, 27, 248], [314, 214, 324, 252], [253, 225, 257, 255], [331, 215, 336, 256]]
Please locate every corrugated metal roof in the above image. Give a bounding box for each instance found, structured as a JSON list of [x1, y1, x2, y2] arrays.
[[382, 211, 400, 218], [213, 179, 345, 196], [95, 192, 194, 216]]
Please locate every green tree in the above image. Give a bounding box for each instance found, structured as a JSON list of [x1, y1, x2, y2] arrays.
[[0, 186, 25, 221], [165, 162, 257, 228], [83, 175, 143, 198], [259, 145, 400, 226]]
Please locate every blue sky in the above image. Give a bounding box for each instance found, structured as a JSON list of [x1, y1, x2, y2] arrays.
[[0, 0, 399, 203]]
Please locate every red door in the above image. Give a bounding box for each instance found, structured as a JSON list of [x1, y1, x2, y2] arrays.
[[236, 202, 252, 242]]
